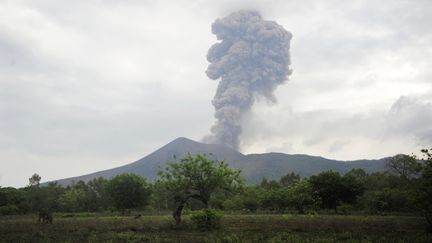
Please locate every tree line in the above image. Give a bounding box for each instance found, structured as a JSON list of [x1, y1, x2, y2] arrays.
[[1, 149, 431, 230]]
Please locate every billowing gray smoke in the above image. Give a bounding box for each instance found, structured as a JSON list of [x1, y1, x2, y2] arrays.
[[203, 10, 293, 150]]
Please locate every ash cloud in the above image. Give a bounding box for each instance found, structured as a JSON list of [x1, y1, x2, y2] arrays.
[[203, 10, 293, 150]]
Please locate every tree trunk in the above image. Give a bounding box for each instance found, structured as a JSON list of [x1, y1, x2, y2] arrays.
[[173, 204, 184, 225]]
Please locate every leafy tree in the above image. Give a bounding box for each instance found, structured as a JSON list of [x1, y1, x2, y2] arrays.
[[28, 173, 41, 187], [345, 168, 368, 188], [241, 186, 261, 212], [25, 175, 64, 214], [87, 177, 110, 211], [151, 180, 174, 212], [260, 187, 289, 212], [309, 171, 344, 212], [280, 172, 300, 187], [309, 171, 363, 213], [341, 173, 365, 205], [412, 149, 432, 231], [58, 187, 87, 212], [361, 188, 410, 213], [0, 187, 28, 215], [157, 154, 243, 225], [222, 195, 243, 211], [386, 154, 422, 180], [260, 178, 281, 189], [287, 180, 315, 214], [106, 173, 151, 214]]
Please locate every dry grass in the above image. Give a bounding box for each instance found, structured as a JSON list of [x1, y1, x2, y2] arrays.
[[0, 213, 430, 242]]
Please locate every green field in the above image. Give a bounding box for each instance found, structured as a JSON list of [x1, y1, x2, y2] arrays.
[[1, 213, 430, 242]]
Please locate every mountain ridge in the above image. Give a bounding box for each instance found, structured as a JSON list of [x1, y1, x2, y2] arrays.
[[47, 137, 386, 186]]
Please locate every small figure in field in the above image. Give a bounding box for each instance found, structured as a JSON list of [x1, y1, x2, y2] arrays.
[[38, 210, 53, 223], [133, 214, 142, 220]]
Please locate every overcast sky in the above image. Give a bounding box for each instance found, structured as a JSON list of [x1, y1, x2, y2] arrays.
[[1, 0, 431, 187]]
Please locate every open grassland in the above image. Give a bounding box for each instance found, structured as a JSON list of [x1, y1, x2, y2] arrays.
[[0, 213, 431, 242]]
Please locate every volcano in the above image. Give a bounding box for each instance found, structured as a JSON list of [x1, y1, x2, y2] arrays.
[[49, 137, 386, 186]]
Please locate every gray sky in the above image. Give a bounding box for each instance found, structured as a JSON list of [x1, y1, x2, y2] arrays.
[[1, 0, 431, 187]]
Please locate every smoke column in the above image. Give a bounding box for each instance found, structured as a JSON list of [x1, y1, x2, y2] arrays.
[[203, 10, 293, 150]]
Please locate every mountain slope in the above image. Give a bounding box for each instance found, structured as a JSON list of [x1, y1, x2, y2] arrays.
[[50, 137, 386, 186]]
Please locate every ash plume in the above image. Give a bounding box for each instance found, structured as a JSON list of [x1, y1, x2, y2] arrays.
[[203, 10, 293, 150]]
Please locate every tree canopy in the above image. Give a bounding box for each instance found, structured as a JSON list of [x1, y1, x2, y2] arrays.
[[106, 173, 151, 214], [157, 154, 243, 225]]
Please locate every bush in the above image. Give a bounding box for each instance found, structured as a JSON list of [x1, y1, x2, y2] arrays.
[[190, 209, 222, 231], [337, 203, 355, 215], [0, 205, 19, 215]]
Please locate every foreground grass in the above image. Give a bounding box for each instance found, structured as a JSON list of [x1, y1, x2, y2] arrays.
[[0, 213, 430, 242]]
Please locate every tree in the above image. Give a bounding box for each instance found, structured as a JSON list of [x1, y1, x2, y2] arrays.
[[240, 186, 261, 212], [341, 173, 365, 205], [309, 171, 344, 212], [0, 187, 27, 215], [385, 154, 422, 180], [58, 187, 87, 212], [28, 173, 41, 187], [260, 178, 281, 189], [287, 180, 315, 214], [157, 154, 243, 225], [309, 171, 363, 213], [106, 173, 151, 214], [280, 172, 300, 187], [260, 187, 289, 212], [412, 148, 432, 231], [87, 177, 110, 211]]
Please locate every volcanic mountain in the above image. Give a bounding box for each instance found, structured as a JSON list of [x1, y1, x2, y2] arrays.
[[50, 137, 386, 186]]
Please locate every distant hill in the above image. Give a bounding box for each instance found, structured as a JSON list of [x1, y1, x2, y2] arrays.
[[49, 137, 386, 186]]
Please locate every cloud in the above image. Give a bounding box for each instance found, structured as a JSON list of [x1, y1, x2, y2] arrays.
[[387, 93, 432, 144], [241, 92, 432, 159], [0, 0, 431, 186]]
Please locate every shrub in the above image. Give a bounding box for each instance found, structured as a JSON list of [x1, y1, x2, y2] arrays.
[[0, 205, 19, 215], [190, 208, 222, 231], [337, 203, 355, 215]]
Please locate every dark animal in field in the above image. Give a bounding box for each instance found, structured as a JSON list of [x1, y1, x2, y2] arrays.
[[134, 214, 142, 219], [38, 211, 53, 223]]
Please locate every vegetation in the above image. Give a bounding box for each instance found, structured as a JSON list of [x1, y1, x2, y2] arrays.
[[0, 151, 431, 241], [106, 173, 151, 214], [156, 154, 243, 225], [190, 208, 222, 231], [0, 213, 430, 242]]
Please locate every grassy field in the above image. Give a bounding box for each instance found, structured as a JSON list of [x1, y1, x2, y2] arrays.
[[0, 213, 431, 242]]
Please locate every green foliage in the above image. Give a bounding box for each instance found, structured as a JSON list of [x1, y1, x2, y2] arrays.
[[106, 173, 151, 214], [235, 186, 261, 212], [287, 180, 315, 214], [87, 177, 110, 211], [190, 208, 222, 231], [0, 187, 28, 215], [259, 178, 281, 189], [158, 154, 243, 207], [386, 154, 422, 180], [222, 196, 243, 211], [28, 173, 41, 187], [0, 205, 19, 215], [157, 154, 243, 224], [25, 182, 65, 213], [280, 172, 300, 187], [362, 188, 411, 213], [309, 171, 364, 212], [412, 148, 432, 231], [260, 187, 289, 212], [58, 187, 88, 212]]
